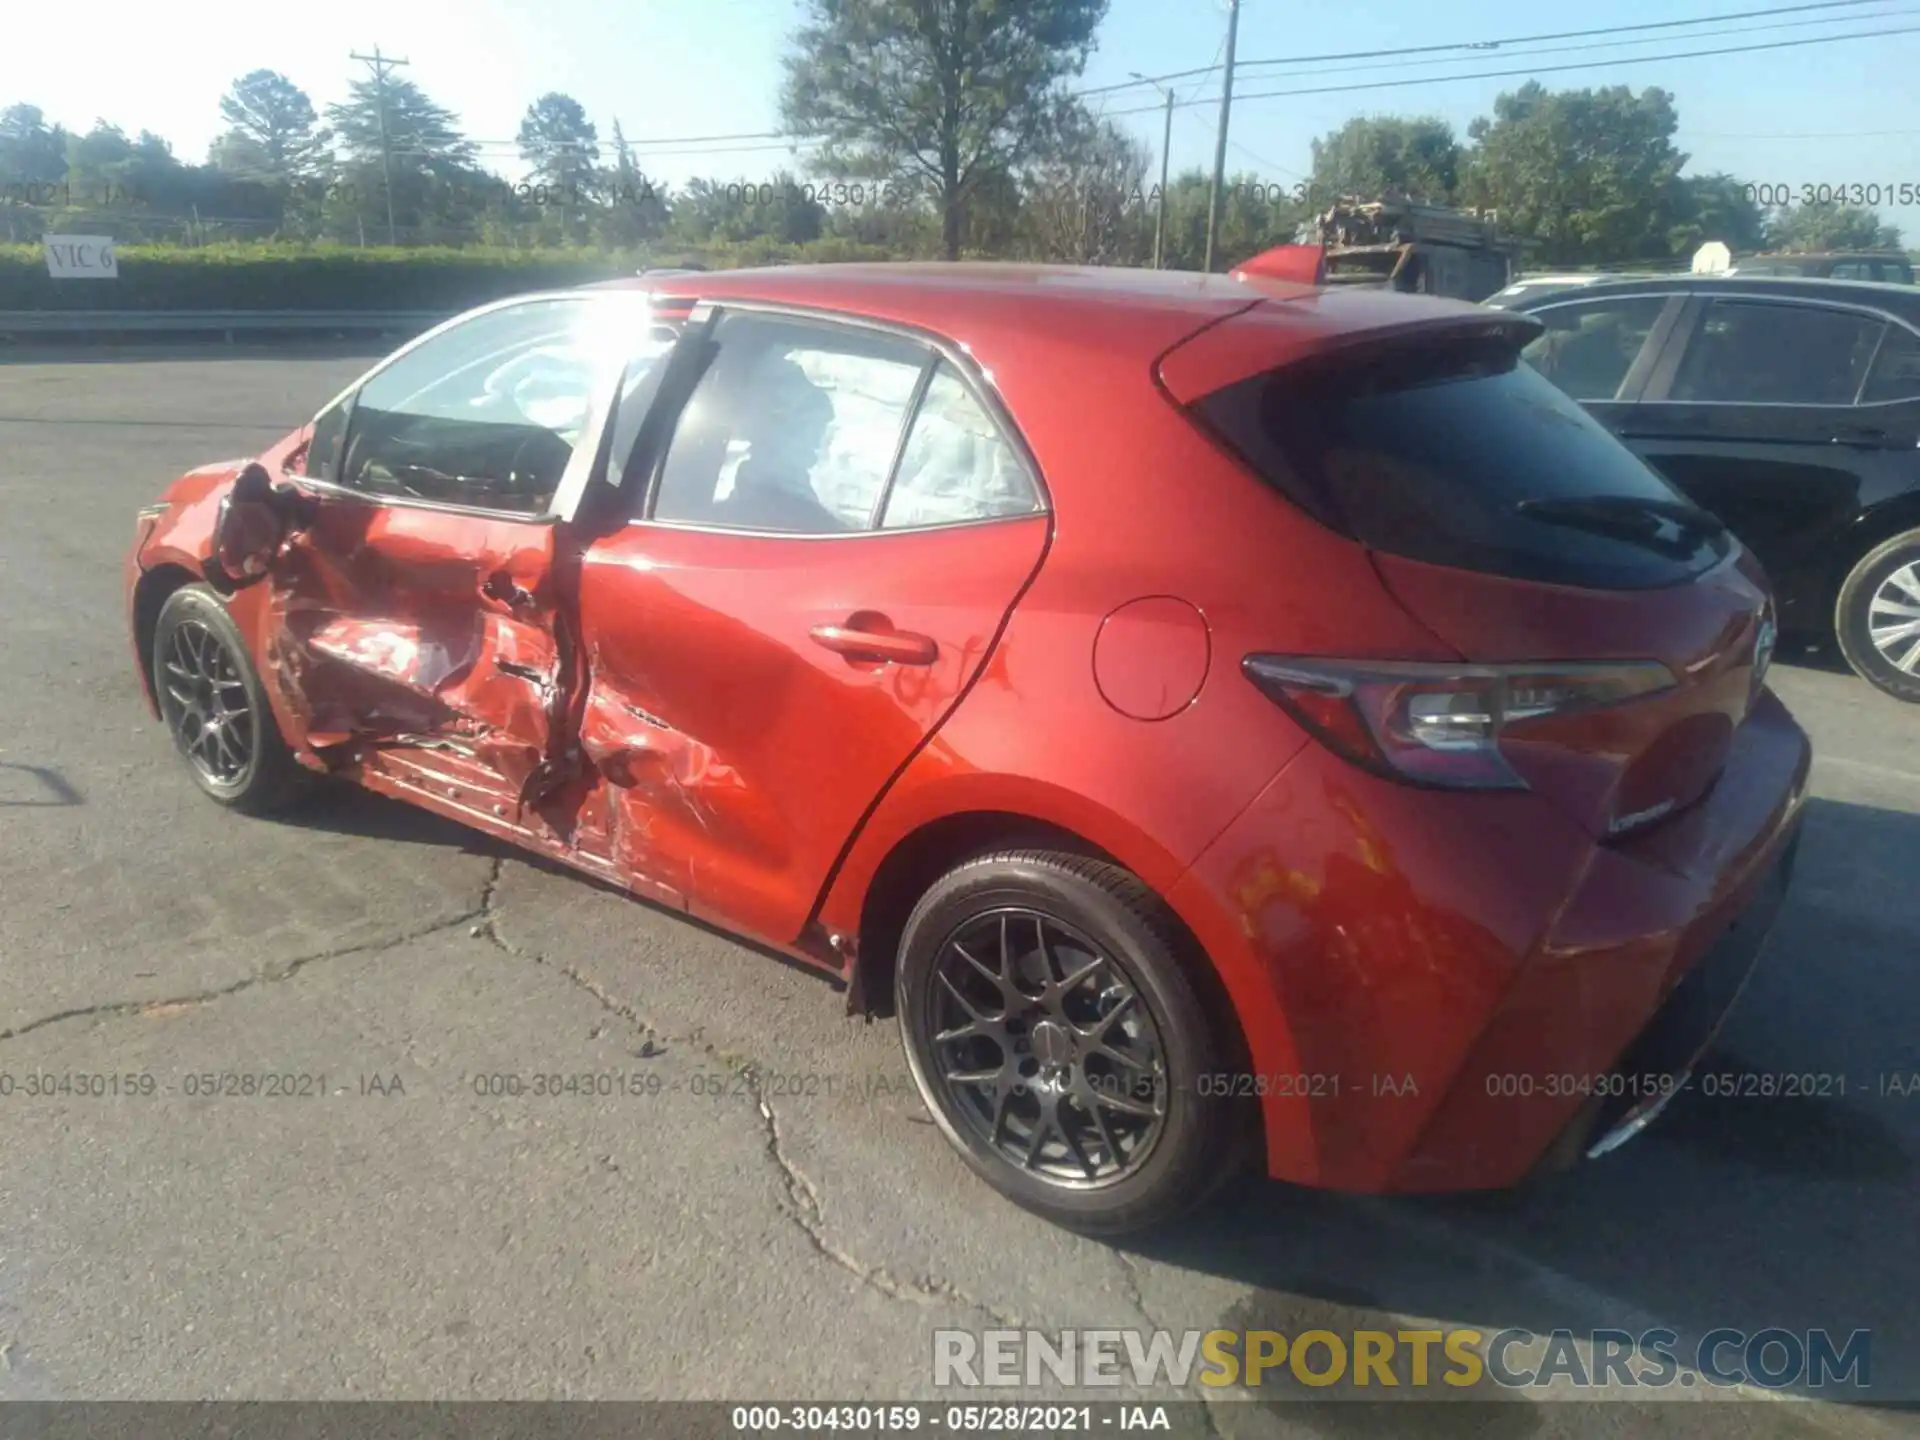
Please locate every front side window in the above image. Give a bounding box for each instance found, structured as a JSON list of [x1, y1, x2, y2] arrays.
[[1519, 297, 1668, 401], [1668, 300, 1885, 405], [312, 296, 672, 515], [651, 314, 931, 533]]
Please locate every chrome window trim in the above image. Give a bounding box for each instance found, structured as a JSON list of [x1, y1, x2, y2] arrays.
[[627, 295, 1053, 539], [280, 473, 566, 527], [627, 509, 1052, 542], [1523, 289, 1920, 410], [296, 290, 659, 524]]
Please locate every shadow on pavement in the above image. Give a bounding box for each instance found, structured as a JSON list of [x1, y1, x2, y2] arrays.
[[0, 762, 83, 806], [1122, 795, 1920, 1415]]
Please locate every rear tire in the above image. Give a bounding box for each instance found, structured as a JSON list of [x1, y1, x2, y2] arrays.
[[895, 849, 1245, 1236], [152, 584, 311, 814], [1834, 528, 1920, 703]]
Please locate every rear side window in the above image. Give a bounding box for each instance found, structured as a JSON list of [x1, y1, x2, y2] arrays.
[[1519, 296, 1667, 400], [1196, 337, 1727, 590], [1862, 326, 1920, 404], [1669, 300, 1884, 404], [881, 363, 1040, 529]]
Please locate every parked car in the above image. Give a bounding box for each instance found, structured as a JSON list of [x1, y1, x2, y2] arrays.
[[1727, 251, 1914, 285], [1483, 272, 1666, 308], [127, 265, 1806, 1233], [1503, 273, 1920, 701]]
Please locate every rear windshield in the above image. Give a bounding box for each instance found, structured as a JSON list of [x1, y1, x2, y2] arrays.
[[1194, 336, 1729, 590]]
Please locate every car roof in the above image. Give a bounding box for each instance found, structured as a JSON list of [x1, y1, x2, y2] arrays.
[[602, 261, 1500, 358], [1499, 271, 1920, 318], [1743, 250, 1911, 261]]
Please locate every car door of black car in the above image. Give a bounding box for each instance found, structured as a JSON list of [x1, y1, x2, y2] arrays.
[[1604, 295, 1920, 632]]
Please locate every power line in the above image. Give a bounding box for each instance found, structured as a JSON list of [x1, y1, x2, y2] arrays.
[[291, 0, 1918, 191], [480, 0, 1902, 165], [1089, 0, 1893, 95], [1683, 127, 1920, 137], [1223, 3, 1919, 84], [1102, 21, 1920, 117]]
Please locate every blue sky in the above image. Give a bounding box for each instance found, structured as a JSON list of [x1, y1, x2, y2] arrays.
[[4, 0, 1917, 240]]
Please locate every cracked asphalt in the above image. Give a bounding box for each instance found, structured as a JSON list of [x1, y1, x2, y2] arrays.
[[1, 343, 1917, 1438]]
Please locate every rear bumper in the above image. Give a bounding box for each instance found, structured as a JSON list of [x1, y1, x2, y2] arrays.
[[1572, 819, 1800, 1163], [1168, 687, 1811, 1193]]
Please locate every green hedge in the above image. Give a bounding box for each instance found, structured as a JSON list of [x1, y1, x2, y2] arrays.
[[0, 239, 904, 311]]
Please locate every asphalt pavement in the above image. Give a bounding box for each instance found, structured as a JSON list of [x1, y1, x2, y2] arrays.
[[0, 342, 1916, 1438]]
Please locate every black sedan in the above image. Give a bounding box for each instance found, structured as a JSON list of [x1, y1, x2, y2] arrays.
[[1503, 274, 1920, 702]]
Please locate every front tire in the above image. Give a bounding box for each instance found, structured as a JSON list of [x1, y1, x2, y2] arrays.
[[895, 850, 1244, 1236], [1834, 528, 1920, 703], [152, 584, 310, 814]]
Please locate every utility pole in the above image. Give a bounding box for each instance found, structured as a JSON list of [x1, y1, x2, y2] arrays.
[[1203, 0, 1241, 275], [350, 46, 409, 246], [1132, 73, 1176, 269]]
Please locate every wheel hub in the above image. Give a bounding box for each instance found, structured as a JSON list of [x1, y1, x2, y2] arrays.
[[923, 909, 1169, 1188], [1868, 561, 1920, 674], [159, 618, 254, 787]]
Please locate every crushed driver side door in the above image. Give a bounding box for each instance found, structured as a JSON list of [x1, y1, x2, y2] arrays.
[[214, 291, 675, 840]]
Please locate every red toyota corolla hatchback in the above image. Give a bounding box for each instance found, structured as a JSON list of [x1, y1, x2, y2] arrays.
[[125, 263, 1809, 1234]]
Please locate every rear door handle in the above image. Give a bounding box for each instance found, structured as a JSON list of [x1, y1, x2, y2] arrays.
[[809, 621, 938, 666]]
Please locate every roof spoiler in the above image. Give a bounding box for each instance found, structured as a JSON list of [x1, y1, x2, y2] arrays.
[[1230, 243, 1326, 287]]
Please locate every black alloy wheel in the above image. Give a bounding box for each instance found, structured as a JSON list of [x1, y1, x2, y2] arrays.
[[151, 585, 310, 813], [925, 907, 1170, 1186], [897, 850, 1247, 1235]]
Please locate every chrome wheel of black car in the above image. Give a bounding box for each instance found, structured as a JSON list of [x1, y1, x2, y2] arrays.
[[1868, 561, 1920, 674], [1837, 529, 1920, 704], [158, 618, 255, 788], [925, 908, 1169, 1188]]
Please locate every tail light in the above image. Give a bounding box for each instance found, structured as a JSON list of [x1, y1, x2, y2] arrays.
[[1243, 655, 1676, 790]]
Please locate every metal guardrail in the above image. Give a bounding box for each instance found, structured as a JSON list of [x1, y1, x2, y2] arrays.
[[0, 310, 455, 339]]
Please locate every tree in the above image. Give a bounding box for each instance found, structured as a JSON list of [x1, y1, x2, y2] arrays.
[[1667, 171, 1768, 257], [0, 104, 68, 185], [209, 70, 331, 184], [781, 0, 1108, 260], [327, 75, 476, 172], [1155, 167, 1307, 272], [1460, 83, 1688, 267], [517, 92, 599, 190], [669, 170, 826, 245], [1767, 200, 1903, 252], [590, 119, 669, 245], [1020, 105, 1151, 264], [1308, 115, 1460, 206], [325, 76, 481, 242]]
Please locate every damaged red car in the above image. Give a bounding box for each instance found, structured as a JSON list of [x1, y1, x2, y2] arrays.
[[126, 263, 1809, 1234]]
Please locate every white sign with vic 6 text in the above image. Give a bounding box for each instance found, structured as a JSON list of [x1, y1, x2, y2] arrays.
[[44, 235, 118, 278]]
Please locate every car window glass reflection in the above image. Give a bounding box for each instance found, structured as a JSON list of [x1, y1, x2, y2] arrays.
[[336, 298, 669, 516], [1520, 297, 1666, 401], [1669, 301, 1884, 405], [652, 315, 928, 534], [881, 363, 1040, 528], [1862, 326, 1920, 404]]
